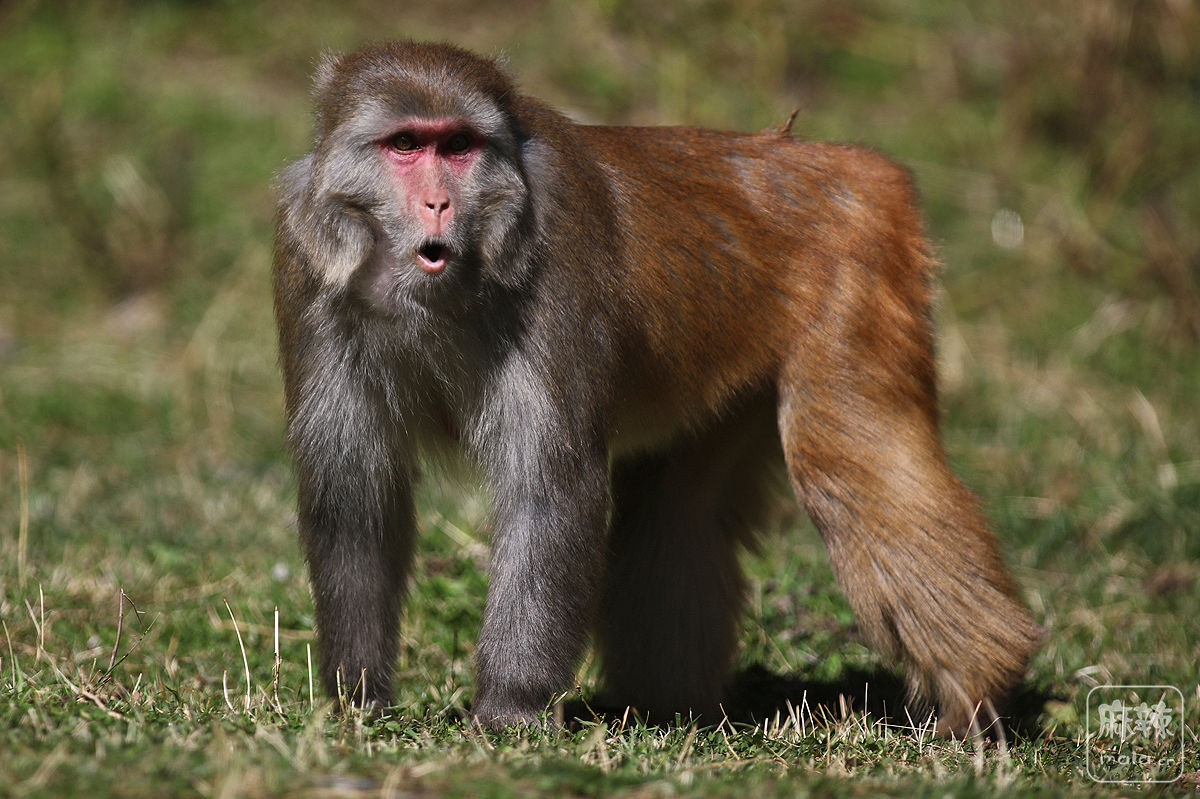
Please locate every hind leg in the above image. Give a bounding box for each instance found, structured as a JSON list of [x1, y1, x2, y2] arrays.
[[777, 355, 1040, 735], [595, 401, 780, 723]]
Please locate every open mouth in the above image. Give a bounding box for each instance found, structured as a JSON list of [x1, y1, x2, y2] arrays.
[[416, 240, 450, 273]]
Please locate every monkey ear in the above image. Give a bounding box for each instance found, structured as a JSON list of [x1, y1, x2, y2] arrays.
[[312, 51, 344, 100]]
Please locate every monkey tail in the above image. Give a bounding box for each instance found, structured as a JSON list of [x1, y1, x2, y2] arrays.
[[779, 109, 801, 137]]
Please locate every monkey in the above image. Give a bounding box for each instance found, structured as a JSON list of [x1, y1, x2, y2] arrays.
[[272, 40, 1041, 736]]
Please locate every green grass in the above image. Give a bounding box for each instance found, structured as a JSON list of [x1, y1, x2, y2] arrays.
[[2, 0, 1199, 796]]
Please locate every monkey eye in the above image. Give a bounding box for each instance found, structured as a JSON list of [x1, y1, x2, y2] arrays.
[[387, 132, 419, 151], [445, 132, 472, 154]]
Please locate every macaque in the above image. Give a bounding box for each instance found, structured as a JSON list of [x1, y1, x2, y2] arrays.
[[273, 40, 1040, 735]]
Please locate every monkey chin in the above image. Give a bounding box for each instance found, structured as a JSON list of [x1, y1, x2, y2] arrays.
[[350, 241, 468, 319]]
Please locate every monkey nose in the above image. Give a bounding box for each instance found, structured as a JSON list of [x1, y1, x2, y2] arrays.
[[420, 198, 452, 235], [422, 198, 451, 222]]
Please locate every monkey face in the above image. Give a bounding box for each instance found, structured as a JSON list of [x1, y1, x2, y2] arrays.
[[339, 117, 486, 315], [281, 46, 532, 317]]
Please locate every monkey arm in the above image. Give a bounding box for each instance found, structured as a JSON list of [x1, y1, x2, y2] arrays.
[[468, 353, 611, 729], [278, 276, 419, 709]]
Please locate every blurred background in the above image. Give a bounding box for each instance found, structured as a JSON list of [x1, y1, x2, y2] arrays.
[[1, 0, 1198, 746]]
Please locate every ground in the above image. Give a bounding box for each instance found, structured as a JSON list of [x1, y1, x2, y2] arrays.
[[1, 1, 1198, 796]]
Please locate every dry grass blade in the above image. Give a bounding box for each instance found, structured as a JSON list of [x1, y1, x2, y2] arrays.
[[224, 599, 252, 713], [17, 439, 28, 590]]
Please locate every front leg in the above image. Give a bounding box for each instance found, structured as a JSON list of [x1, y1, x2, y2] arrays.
[[286, 339, 415, 709], [470, 387, 610, 728], [298, 456, 414, 710]]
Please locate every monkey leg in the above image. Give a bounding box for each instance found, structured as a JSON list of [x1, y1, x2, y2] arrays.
[[299, 469, 415, 711], [471, 427, 611, 730], [285, 343, 418, 712], [596, 401, 780, 724], [777, 370, 1040, 736]]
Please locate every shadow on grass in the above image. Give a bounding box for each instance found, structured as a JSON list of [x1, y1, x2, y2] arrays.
[[565, 664, 1053, 742]]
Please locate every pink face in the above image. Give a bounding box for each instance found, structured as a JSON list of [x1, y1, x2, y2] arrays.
[[377, 119, 483, 273]]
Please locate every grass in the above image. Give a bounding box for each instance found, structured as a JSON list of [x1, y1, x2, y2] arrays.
[[2, 0, 1199, 795]]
